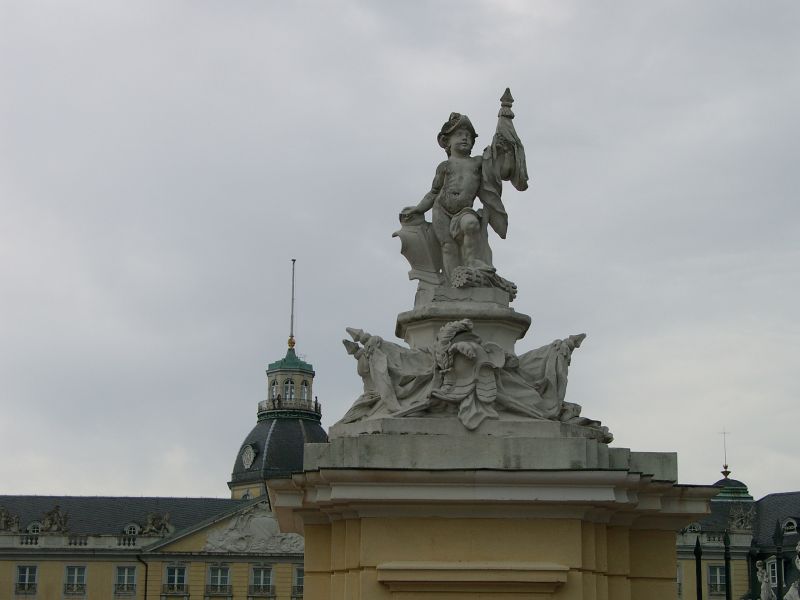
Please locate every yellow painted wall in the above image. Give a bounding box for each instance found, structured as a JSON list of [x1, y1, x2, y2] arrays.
[[677, 557, 750, 598], [304, 516, 680, 599], [0, 561, 11, 596]]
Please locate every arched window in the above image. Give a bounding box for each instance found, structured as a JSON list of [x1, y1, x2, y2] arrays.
[[783, 519, 797, 533], [270, 379, 278, 399], [27, 522, 40, 534], [125, 524, 139, 536], [685, 523, 701, 533], [301, 380, 309, 401], [283, 379, 295, 400]]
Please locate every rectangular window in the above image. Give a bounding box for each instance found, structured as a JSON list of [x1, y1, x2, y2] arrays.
[[292, 567, 304, 598], [769, 560, 778, 586], [115, 566, 136, 594], [165, 566, 187, 592], [708, 565, 726, 595], [207, 565, 230, 595], [209, 566, 229, 586], [65, 566, 87, 595], [16, 566, 37, 593], [251, 566, 273, 594]]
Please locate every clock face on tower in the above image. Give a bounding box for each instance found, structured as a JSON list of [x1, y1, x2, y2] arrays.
[[241, 444, 257, 469]]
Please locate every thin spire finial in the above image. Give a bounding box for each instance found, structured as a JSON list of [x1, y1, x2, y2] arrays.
[[288, 259, 296, 349], [719, 427, 731, 478]]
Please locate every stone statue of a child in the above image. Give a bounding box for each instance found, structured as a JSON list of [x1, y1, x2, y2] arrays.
[[401, 91, 528, 287], [402, 114, 492, 280]]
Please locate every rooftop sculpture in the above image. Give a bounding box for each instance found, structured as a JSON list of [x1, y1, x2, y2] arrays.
[[339, 89, 610, 440]]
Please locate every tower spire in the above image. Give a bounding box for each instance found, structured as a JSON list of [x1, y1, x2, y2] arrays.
[[288, 258, 296, 350], [719, 427, 731, 478]]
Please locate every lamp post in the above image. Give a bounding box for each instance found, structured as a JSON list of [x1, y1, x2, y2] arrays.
[[695, 536, 704, 600], [723, 530, 732, 600]]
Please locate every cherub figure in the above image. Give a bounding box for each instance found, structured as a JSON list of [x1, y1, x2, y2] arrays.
[[401, 89, 528, 286]]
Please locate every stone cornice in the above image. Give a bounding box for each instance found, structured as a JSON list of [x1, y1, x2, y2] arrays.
[[269, 467, 717, 534]]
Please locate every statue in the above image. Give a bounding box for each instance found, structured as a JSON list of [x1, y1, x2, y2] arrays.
[[40, 505, 68, 532], [341, 320, 608, 439], [398, 88, 528, 295], [757, 560, 776, 600], [338, 89, 610, 441], [140, 512, 173, 536], [0, 507, 19, 532], [784, 543, 800, 600]]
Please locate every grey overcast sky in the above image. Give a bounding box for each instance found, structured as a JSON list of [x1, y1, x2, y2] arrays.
[[1, 1, 798, 501]]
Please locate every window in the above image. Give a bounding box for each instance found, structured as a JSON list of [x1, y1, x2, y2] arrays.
[[784, 519, 797, 533], [65, 566, 87, 595], [16, 565, 37, 594], [165, 566, 187, 593], [124, 524, 138, 535], [271, 379, 278, 399], [768, 559, 778, 586], [27, 522, 40, 534], [292, 567, 304, 598], [284, 379, 295, 400], [708, 565, 725, 595], [685, 522, 701, 533], [115, 566, 136, 594], [207, 566, 230, 595], [251, 566, 273, 594], [301, 380, 309, 401]]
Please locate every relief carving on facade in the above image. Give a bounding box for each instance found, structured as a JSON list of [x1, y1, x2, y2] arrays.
[[204, 501, 303, 554], [728, 503, 755, 531], [0, 507, 20, 532], [140, 512, 174, 536], [40, 505, 69, 532]]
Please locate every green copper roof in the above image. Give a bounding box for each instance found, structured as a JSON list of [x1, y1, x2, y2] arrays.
[[267, 347, 315, 375]]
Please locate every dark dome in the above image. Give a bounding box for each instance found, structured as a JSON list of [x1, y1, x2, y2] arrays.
[[230, 414, 328, 486], [713, 477, 748, 488]]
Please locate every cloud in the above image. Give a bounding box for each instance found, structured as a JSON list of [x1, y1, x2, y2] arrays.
[[1, 0, 798, 501]]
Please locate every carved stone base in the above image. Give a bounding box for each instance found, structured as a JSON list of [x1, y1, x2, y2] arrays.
[[269, 431, 717, 600], [329, 416, 612, 446], [396, 298, 531, 353]]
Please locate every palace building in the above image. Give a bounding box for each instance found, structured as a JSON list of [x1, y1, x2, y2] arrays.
[[0, 334, 327, 600], [676, 467, 800, 599]]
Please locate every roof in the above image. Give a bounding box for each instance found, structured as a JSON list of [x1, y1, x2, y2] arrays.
[[696, 500, 735, 531], [230, 416, 328, 486], [753, 491, 800, 547], [710, 476, 753, 502], [714, 477, 748, 488], [267, 347, 314, 375], [0, 496, 244, 535]]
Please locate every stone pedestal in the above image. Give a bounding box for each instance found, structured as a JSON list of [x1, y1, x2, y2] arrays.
[[269, 419, 716, 600], [396, 286, 531, 353]]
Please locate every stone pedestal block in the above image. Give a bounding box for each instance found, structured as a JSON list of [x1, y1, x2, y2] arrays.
[[269, 422, 716, 600], [396, 298, 531, 353]]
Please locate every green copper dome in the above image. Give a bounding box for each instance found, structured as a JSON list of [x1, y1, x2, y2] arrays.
[[267, 347, 314, 375]]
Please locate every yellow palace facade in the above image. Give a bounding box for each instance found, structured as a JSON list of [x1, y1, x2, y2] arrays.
[[0, 342, 326, 600]]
